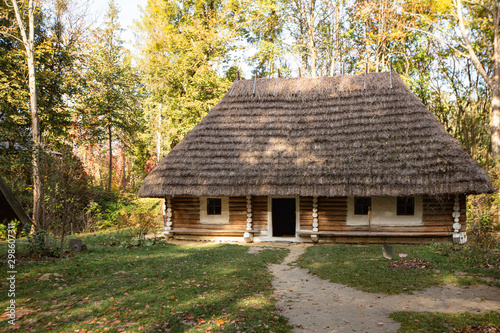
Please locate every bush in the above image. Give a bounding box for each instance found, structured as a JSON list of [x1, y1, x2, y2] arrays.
[[430, 242, 500, 270], [24, 228, 61, 258]]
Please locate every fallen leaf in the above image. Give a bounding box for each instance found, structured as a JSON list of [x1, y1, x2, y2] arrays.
[[217, 320, 225, 326]]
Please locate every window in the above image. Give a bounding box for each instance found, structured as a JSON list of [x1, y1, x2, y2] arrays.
[[397, 197, 415, 215], [207, 198, 222, 215], [354, 197, 371, 215]]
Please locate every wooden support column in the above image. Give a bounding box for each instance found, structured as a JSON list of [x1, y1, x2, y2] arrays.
[[311, 196, 319, 243], [243, 195, 253, 243], [452, 195, 467, 244], [164, 197, 173, 239]]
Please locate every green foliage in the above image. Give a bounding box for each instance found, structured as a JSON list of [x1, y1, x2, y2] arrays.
[[297, 244, 500, 294], [243, 0, 288, 77], [137, 0, 238, 155], [467, 167, 500, 252], [0, 237, 292, 332], [90, 191, 161, 231], [390, 311, 500, 333], [40, 147, 93, 233]]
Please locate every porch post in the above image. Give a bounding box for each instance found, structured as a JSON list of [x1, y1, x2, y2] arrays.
[[311, 196, 319, 243], [243, 195, 254, 243], [452, 195, 467, 244], [164, 197, 173, 238]]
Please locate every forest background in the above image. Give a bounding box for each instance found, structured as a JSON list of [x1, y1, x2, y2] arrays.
[[1, 0, 499, 252]]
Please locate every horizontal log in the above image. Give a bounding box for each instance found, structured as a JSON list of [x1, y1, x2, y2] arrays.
[[172, 205, 199, 209], [170, 229, 261, 235], [172, 224, 246, 230], [297, 230, 453, 237], [318, 236, 450, 245], [173, 214, 200, 219], [172, 200, 199, 205]]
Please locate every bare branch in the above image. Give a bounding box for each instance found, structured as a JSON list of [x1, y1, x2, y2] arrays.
[[404, 25, 470, 59], [463, 0, 494, 15], [10, 0, 30, 52]]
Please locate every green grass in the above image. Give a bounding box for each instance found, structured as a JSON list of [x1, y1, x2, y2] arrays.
[[0, 235, 293, 332], [390, 311, 500, 332], [296, 244, 500, 294]]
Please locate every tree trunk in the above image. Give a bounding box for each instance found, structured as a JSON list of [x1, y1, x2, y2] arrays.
[[492, 3, 500, 161], [330, 3, 340, 77], [157, 103, 162, 162], [308, 3, 317, 78], [122, 144, 126, 192], [492, 88, 500, 159], [108, 125, 112, 192], [309, 36, 317, 78], [29, 47, 43, 230]]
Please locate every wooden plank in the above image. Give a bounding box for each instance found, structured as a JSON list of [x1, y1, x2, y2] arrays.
[[0, 175, 32, 228]]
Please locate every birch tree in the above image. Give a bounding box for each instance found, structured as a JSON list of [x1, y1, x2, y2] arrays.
[[9, 0, 43, 230]]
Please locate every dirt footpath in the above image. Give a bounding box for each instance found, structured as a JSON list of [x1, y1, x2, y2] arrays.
[[268, 246, 500, 333]]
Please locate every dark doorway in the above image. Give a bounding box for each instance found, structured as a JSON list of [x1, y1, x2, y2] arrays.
[[272, 198, 296, 237]]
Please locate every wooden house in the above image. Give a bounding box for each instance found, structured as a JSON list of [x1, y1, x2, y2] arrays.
[[139, 71, 493, 244]]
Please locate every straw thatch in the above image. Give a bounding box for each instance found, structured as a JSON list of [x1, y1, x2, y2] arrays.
[[139, 71, 493, 198]]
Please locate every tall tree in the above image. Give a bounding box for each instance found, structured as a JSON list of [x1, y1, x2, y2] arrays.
[[79, 0, 143, 191], [137, 0, 242, 154], [244, 0, 287, 77], [455, 0, 500, 162]]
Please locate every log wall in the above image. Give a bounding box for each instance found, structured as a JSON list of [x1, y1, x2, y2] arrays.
[[299, 195, 464, 234], [171, 196, 269, 231], [170, 195, 465, 237], [299, 197, 313, 230], [421, 195, 466, 233], [252, 196, 268, 231], [317, 197, 348, 231], [171, 196, 199, 228]]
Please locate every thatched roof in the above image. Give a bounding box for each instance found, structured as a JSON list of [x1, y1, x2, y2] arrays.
[[139, 71, 493, 198]]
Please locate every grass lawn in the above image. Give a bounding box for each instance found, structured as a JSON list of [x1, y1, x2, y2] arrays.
[[0, 233, 292, 332], [390, 311, 500, 333], [296, 244, 500, 294]]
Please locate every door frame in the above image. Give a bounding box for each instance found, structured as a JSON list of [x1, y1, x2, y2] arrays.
[[267, 196, 300, 240]]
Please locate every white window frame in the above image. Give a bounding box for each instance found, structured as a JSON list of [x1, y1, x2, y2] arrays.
[[200, 196, 229, 224]]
